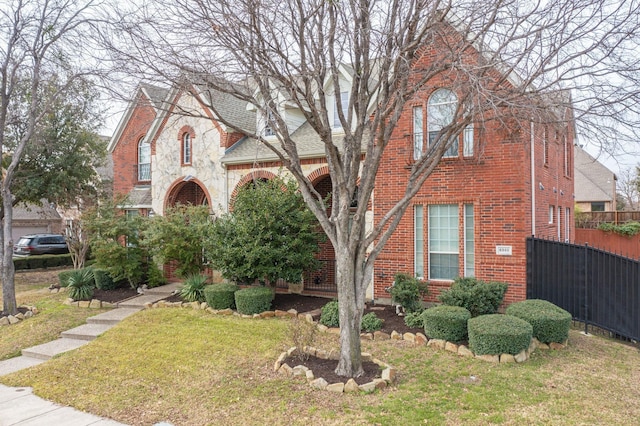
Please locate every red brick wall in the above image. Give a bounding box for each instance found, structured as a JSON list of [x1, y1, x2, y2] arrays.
[[111, 93, 158, 198]]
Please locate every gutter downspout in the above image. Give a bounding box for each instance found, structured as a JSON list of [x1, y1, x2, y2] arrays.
[[531, 121, 536, 236]]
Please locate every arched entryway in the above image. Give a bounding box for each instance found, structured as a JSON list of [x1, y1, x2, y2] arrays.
[[303, 173, 337, 295], [165, 178, 211, 208]]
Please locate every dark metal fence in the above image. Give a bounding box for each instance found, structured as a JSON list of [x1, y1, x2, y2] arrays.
[[527, 236, 640, 342], [273, 260, 337, 295]]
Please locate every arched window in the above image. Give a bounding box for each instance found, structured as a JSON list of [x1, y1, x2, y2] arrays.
[[428, 89, 458, 157], [182, 132, 192, 165], [137, 137, 150, 181]]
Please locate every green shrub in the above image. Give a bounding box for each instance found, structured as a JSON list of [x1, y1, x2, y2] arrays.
[[179, 274, 209, 302], [14, 254, 74, 270], [145, 262, 167, 288], [204, 283, 239, 309], [67, 268, 96, 301], [93, 268, 118, 290], [505, 299, 572, 344], [58, 269, 75, 287], [234, 286, 274, 315], [438, 277, 508, 317], [468, 314, 533, 355], [319, 300, 340, 327], [404, 311, 424, 329], [598, 221, 640, 236], [422, 305, 471, 342], [389, 273, 429, 313], [361, 312, 383, 332]]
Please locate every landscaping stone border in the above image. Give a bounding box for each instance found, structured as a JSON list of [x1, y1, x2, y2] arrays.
[[273, 346, 395, 393], [0, 305, 38, 326]]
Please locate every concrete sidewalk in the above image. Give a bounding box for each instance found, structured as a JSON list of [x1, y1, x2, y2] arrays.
[[0, 281, 182, 425], [0, 385, 125, 425]]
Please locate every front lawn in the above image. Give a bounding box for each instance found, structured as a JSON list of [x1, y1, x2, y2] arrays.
[[2, 308, 639, 425]]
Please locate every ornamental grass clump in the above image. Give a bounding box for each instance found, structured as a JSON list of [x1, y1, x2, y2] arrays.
[[438, 277, 508, 317], [422, 305, 471, 342], [468, 314, 533, 356], [203, 283, 239, 310], [505, 299, 572, 344], [67, 267, 96, 301], [179, 274, 209, 302], [234, 286, 274, 315]]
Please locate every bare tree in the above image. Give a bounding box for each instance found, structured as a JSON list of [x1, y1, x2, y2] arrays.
[[108, 0, 640, 376], [0, 0, 107, 315], [617, 166, 640, 211]]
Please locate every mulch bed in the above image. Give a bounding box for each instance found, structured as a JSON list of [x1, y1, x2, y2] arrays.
[[92, 287, 139, 304], [283, 355, 382, 385]]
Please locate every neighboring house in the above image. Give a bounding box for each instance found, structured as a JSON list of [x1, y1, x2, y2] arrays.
[[12, 202, 63, 241], [574, 145, 617, 212], [110, 46, 574, 304]]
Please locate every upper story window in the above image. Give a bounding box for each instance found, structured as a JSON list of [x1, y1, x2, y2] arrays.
[[137, 137, 150, 181], [543, 126, 549, 165], [263, 109, 276, 137], [333, 91, 349, 128], [428, 89, 458, 157], [413, 106, 424, 160], [182, 132, 192, 165]]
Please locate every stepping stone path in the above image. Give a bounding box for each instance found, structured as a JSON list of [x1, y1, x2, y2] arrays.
[[0, 282, 181, 377]]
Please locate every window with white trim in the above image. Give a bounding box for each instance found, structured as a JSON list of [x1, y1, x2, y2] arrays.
[[463, 125, 474, 157], [414, 205, 424, 278], [549, 205, 554, 224], [137, 137, 150, 181], [333, 91, 349, 128], [413, 106, 424, 160], [464, 204, 475, 277], [182, 133, 192, 165], [557, 206, 561, 240], [428, 89, 458, 157], [565, 207, 570, 242], [263, 109, 276, 137], [428, 204, 459, 280]]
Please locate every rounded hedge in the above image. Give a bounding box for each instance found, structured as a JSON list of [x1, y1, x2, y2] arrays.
[[204, 283, 239, 310], [468, 314, 533, 355], [505, 299, 571, 344], [422, 305, 471, 342], [234, 286, 274, 315]]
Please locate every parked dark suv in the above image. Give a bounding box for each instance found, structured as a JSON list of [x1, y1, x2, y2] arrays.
[[13, 234, 69, 256]]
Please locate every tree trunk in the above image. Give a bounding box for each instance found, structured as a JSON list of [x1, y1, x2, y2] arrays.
[[2, 191, 17, 315], [334, 245, 365, 377]]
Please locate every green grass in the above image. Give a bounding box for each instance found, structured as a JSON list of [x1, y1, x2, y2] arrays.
[[2, 307, 640, 425], [1, 269, 109, 360]]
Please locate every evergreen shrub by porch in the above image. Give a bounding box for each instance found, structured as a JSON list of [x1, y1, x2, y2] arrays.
[[404, 311, 424, 329], [93, 268, 118, 290], [234, 286, 274, 315], [204, 283, 239, 310], [67, 268, 96, 301], [468, 314, 533, 355], [319, 300, 339, 327], [361, 312, 383, 332], [422, 305, 471, 342], [438, 277, 508, 317], [389, 273, 428, 313], [505, 299, 571, 344]]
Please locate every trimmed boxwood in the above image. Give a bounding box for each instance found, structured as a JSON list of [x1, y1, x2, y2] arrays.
[[319, 300, 339, 327], [204, 283, 239, 310], [438, 277, 508, 317], [234, 286, 274, 315], [422, 305, 471, 342], [468, 314, 533, 356], [505, 299, 571, 344], [14, 254, 73, 270], [93, 268, 118, 290]]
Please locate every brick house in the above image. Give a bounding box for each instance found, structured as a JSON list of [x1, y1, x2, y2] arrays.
[[110, 49, 574, 304]]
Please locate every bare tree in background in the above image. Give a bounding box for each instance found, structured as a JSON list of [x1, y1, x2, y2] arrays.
[[618, 167, 640, 211], [0, 0, 107, 315], [107, 0, 640, 376]]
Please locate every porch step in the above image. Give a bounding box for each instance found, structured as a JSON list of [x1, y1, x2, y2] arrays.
[[21, 338, 89, 360], [117, 294, 168, 309], [60, 323, 113, 341], [0, 356, 45, 376], [86, 308, 141, 325]]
